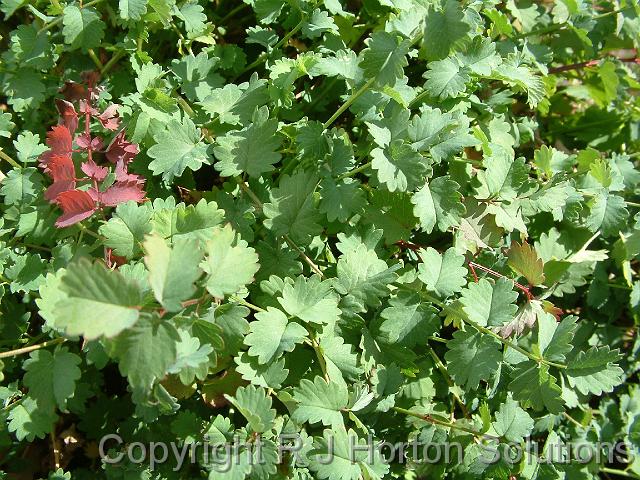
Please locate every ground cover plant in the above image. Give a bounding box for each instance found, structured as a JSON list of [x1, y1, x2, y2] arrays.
[[1, 0, 640, 478]]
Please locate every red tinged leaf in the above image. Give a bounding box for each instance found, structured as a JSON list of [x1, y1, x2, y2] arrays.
[[97, 104, 121, 131], [114, 160, 144, 184], [47, 125, 73, 153], [46, 180, 76, 202], [55, 190, 97, 227], [55, 99, 79, 133], [81, 70, 101, 89], [40, 125, 73, 171], [105, 248, 128, 268], [76, 133, 103, 151], [79, 99, 99, 116], [81, 160, 108, 181], [105, 130, 139, 164], [45, 155, 76, 202], [95, 181, 146, 207], [59, 80, 86, 101]]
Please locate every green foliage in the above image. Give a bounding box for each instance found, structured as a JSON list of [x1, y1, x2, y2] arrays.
[[0, 0, 639, 478]]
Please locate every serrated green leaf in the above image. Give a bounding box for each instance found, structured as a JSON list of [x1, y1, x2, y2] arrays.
[[334, 244, 399, 312], [292, 376, 348, 428], [55, 259, 143, 340], [224, 385, 276, 433], [7, 396, 57, 441], [412, 176, 465, 233], [119, 0, 147, 20], [107, 315, 179, 392], [423, 57, 469, 99], [244, 307, 307, 364], [445, 330, 502, 389], [278, 275, 340, 325], [492, 395, 534, 442], [213, 106, 281, 178], [418, 247, 467, 297], [99, 201, 153, 258], [144, 234, 203, 311], [200, 224, 259, 298], [360, 31, 409, 87], [566, 346, 623, 396], [371, 140, 427, 192], [509, 361, 564, 414], [62, 6, 105, 51], [23, 348, 81, 412], [263, 171, 322, 244], [461, 278, 518, 327], [148, 117, 212, 183], [422, 0, 470, 60], [378, 291, 439, 347]]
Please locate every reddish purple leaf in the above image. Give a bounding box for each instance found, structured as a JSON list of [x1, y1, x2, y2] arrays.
[[55, 190, 97, 227], [81, 70, 101, 89], [81, 160, 108, 181], [105, 130, 139, 164], [45, 155, 76, 202], [79, 99, 99, 116], [55, 99, 79, 133], [76, 133, 103, 151], [97, 104, 121, 131], [46, 180, 76, 202], [114, 160, 143, 183], [96, 181, 146, 206], [59, 81, 86, 101], [45, 125, 73, 154], [40, 125, 74, 172]]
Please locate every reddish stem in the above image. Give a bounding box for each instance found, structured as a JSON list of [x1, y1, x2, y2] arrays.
[[549, 52, 640, 74], [82, 87, 102, 198], [468, 262, 479, 283], [468, 261, 533, 300]]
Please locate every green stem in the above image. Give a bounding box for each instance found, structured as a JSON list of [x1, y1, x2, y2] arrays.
[[545, 117, 627, 135], [0, 149, 21, 169], [283, 235, 324, 277], [87, 49, 104, 71], [580, 191, 640, 208], [562, 411, 585, 429], [218, 2, 249, 25], [2, 396, 24, 412], [514, 22, 567, 39], [38, 0, 104, 33], [100, 49, 126, 76], [309, 332, 330, 382], [599, 467, 640, 479], [170, 21, 193, 55], [235, 178, 324, 277], [336, 161, 372, 180], [236, 177, 264, 211], [239, 17, 306, 75], [22, 243, 52, 253], [427, 344, 470, 418], [594, 6, 634, 20], [427, 335, 447, 344], [323, 78, 375, 130], [77, 223, 103, 240], [0, 337, 67, 359], [392, 407, 489, 438], [408, 89, 431, 109], [176, 95, 195, 117], [230, 296, 265, 312], [420, 291, 567, 369]]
